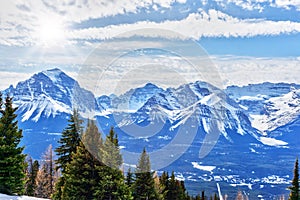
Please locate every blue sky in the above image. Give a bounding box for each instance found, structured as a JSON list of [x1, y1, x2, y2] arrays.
[[1, 0, 300, 94]]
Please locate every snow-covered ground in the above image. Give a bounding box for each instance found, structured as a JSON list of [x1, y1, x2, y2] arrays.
[[0, 194, 48, 200]]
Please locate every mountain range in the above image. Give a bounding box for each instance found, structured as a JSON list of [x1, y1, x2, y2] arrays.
[[3, 68, 300, 199]]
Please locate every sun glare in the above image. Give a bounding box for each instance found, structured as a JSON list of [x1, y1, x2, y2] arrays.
[[35, 17, 67, 47]]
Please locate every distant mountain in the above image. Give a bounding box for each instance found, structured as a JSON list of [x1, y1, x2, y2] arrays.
[[2, 69, 300, 198], [97, 83, 164, 112], [4, 68, 98, 122], [118, 81, 261, 143], [226, 82, 300, 134]]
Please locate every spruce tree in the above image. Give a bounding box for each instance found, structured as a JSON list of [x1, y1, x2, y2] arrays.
[[126, 168, 134, 188], [55, 109, 82, 172], [0, 94, 26, 195], [133, 148, 158, 200], [288, 157, 299, 200], [166, 171, 188, 200], [25, 157, 39, 196], [62, 142, 99, 200], [94, 126, 132, 200], [101, 127, 122, 169], [159, 171, 169, 199], [53, 110, 82, 199]]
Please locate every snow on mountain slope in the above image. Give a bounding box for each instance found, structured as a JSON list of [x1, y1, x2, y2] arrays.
[[226, 83, 300, 135], [97, 83, 164, 113], [118, 81, 261, 142], [4, 68, 98, 122], [250, 88, 300, 133]]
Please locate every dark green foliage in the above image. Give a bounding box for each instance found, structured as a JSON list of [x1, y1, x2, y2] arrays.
[[94, 166, 133, 200], [159, 171, 169, 199], [126, 168, 134, 188], [62, 142, 100, 200], [165, 171, 189, 200], [57, 121, 132, 200], [94, 126, 132, 200], [133, 148, 158, 200], [25, 157, 39, 196], [55, 109, 82, 173], [51, 176, 64, 200], [0, 94, 26, 195], [289, 157, 299, 200], [53, 110, 82, 199]]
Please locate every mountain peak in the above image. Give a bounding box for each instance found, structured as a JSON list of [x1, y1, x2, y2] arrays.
[[144, 83, 158, 88], [41, 68, 64, 83]]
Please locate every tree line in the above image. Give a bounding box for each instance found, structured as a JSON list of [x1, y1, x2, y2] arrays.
[[0, 93, 299, 199]]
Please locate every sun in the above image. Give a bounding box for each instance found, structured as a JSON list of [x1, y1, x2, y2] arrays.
[[34, 17, 67, 47]]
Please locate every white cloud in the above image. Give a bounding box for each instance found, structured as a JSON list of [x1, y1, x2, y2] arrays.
[[68, 9, 300, 41], [1, 0, 300, 47], [226, 0, 300, 11], [0, 71, 32, 91], [275, 0, 300, 10], [0, 0, 188, 46], [1, 56, 300, 96], [213, 56, 300, 88]]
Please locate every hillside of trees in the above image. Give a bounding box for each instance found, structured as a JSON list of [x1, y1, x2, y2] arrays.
[[0, 93, 299, 199]]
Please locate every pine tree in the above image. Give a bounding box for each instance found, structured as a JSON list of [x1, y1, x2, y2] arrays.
[[35, 145, 55, 198], [126, 168, 134, 188], [288, 157, 299, 200], [55, 109, 82, 173], [159, 171, 169, 199], [0, 94, 26, 195], [101, 127, 122, 169], [166, 171, 188, 200], [25, 157, 39, 196], [62, 142, 99, 200], [133, 147, 158, 200], [53, 110, 82, 199], [94, 126, 132, 200]]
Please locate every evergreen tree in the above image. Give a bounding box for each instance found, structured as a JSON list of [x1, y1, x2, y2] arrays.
[[25, 157, 39, 196], [62, 142, 99, 200], [126, 168, 134, 188], [0, 94, 26, 195], [101, 127, 122, 169], [35, 145, 55, 198], [166, 171, 188, 200], [195, 194, 201, 200], [55, 109, 82, 172], [53, 110, 82, 199], [201, 191, 206, 200], [94, 126, 132, 200], [133, 148, 158, 200], [81, 120, 103, 161], [159, 171, 169, 199], [289, 157, 299, 200], [93, 165, 133, 200]]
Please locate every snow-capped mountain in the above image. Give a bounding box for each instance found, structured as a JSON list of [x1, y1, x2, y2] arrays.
[[97, 83, 164, 112], [118, 81, 260, 143], [4, 68, 98, 122], [3, 69, 300, 198], [226, 83, 300, 134]]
